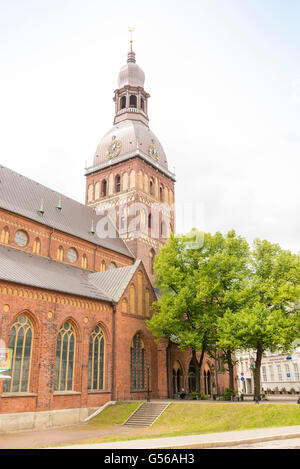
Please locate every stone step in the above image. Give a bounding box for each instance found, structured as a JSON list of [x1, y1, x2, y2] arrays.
[[123, 402, 170, 428]]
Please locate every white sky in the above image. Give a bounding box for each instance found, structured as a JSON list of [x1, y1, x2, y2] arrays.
[[0, 0, 300, 253]]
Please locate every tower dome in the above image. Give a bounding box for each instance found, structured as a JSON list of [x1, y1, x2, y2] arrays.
[[118, 50, 145, 88]]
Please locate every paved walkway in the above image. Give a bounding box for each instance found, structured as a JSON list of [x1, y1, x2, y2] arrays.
[[52, 425, 300, 449]]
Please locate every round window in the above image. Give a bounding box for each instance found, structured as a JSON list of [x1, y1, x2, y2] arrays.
[[67, 248, 78, 263], [15, 230, 28, 247]]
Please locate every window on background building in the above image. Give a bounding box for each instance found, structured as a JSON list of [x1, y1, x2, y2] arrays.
[[0, 226, 9, 244], [293, 363, 300, 380], [3, 315, 33, 393], [33, 237, 41, 255], [262, 366, 267, 382], [54, 322, 76, 392], [269, 365, 275, 381], [284, 363, 291, 379], [277, 365, 283, 382], [88, 326, 105, 391], [130, 334, 145, 390]]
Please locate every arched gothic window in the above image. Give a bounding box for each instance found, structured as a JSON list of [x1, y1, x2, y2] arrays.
[[88, 325, 105, 391], [3, 315, 33, 393], [130, 284, 135, 314], [129, 95, 137, 108], [88, 184, 94, 202], [1, 226, 9, 245], [137, 272, 143, 315], [101, 180, 107, 197], [109, 262, 117, 270], [54, 322, 76, 392], [33, 237, 41, 255], [100, 260, 106, 272], [115, 175, 121, 193], [81, 254, 88, 269], [57, 246, 64, 262], [159, 186, 164, 202], [130, 334, 145, 390], [95, 182, 100, 200], [141, 97, 144, 111], [149, 179, 154, 196], [145, 289, 150, 317]]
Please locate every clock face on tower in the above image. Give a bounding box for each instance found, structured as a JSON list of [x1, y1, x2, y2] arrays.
[[106, 140, 122, 158], [148, 144, 159, 161]]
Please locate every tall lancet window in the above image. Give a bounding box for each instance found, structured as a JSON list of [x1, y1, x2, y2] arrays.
[[130, 334, 145, 390]]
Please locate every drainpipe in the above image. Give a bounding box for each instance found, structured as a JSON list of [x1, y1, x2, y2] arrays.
[[111, 302, 117, 401], [166, 339, 171, 398]]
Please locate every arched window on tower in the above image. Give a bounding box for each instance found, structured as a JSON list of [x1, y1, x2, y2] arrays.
[[149, 179, 154, 196], [149, 249, 155, 275], [148, 213, 152, 230], [159, 186, 164, 203], [120, 96, 126, 109], [101, 179, 107, 197], [141, 97, 144, 111], [129, 95, 137, 108], [115, 175, 121, 193], [161, 220, 167, 237]]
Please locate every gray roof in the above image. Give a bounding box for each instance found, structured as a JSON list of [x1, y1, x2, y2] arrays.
[[0, 165, 134, 259], [89, 260, 141, 302], [0, 244, 112, 301]]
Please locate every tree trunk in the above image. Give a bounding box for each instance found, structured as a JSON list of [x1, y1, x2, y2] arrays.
[[254, 343, 263, 401], [225, 350, 235, 392], [192, 346, 206, 395]]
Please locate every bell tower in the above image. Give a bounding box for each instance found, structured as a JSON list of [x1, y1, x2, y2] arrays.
[[85, 38, 176, 282]]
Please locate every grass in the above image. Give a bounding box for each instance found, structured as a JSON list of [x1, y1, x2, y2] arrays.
[[75, 402, 300, 445], [88, 401, 142, 428]]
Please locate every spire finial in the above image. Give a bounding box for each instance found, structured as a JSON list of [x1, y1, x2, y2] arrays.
[[128, 27, 136, 63]]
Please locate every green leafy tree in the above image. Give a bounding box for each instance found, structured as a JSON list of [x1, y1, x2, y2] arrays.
[[217, 239, 300, 400], [147, 229, 250, 394]]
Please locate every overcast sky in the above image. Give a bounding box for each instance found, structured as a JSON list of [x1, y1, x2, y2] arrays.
[[1, 0, 299, 253]]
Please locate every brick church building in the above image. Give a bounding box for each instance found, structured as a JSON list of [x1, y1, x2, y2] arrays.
[[0, 41, 231, 431]]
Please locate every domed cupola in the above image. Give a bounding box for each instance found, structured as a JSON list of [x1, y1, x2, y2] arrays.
[[118, 49, 145, 89], [113, 41, 150, 127]]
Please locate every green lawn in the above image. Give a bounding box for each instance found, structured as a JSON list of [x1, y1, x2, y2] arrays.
[[84, 402, 300, 444]]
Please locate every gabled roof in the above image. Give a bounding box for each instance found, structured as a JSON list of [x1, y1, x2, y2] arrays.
[[0, 245, 111, 301], [0, 245, 143, 303], [89, 260, 142, 302], [0, 165, 134, 259]]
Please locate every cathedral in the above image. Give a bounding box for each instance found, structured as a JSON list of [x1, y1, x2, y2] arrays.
[[0, 41, 231, 431]]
